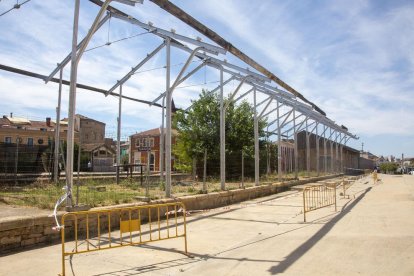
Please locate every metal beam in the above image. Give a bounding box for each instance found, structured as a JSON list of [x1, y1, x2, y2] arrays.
[[233, 87, 254, 103], [149, 0, 326, 115], [151, 59, 207, 105], [45, 13, 111, 83], [106, 42, 165, 95], [172, 42, 269, 83], [111, 13, 226, 55], [0, 64, 164, 107]]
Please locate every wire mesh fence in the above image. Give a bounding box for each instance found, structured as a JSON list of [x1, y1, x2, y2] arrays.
[[1, 143, 341, 214]]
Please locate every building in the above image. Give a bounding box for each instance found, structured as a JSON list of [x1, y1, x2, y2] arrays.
[[129, 128, 177, 172], [1, 113, 114, 173], [0, 114, 74, 174], [71, 114, 115, 172], [296, 130, 361, 172], [0, 114, 72, 147]]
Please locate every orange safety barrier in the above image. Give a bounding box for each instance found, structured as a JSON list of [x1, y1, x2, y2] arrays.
[[60, 202, 188, 276], [303, 183, 337, 222]]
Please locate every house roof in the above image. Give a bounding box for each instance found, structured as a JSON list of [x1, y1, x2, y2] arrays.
[[75, 114, 105, 125], [0, 117, 10, 126], [4, 116, 30, 125], [131, 127, 178, 138], [29, 120, 54, 130], [82, 143, 115, 154]]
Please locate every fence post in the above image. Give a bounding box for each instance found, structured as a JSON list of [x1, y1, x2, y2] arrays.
[[303, 189, 306, 222]]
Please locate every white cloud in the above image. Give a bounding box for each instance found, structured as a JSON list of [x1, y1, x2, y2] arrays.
[[1, 0, 414, 156]]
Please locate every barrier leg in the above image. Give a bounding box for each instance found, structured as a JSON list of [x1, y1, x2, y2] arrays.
[[183, 205, 188, 254], [61, 223, 65, 276]]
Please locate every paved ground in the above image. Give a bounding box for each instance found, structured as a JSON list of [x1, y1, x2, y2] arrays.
[[1, 174, 414, 275]]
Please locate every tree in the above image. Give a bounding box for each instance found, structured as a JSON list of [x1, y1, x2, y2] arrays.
[[173, 90, 267, 176]]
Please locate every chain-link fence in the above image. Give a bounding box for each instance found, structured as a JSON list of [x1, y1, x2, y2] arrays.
[[0, 143, 341, 213]]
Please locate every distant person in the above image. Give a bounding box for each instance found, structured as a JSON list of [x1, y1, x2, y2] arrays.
[[372, 169, 378, 184], [87, 161, 92, 172]]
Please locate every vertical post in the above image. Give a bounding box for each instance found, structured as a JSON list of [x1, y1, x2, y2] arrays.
[[219, 66, 225, 190], [330, 130, 334, 174], [160, 96, 165, 183], [66, 0, 80, 208], [241, 149, 244, 188], [277, 101, 282, 182], [116, 84, 122, 185], [316, 123, 320, 176], [306, 120, 310, 176], [341, 137, 345, 173], [324, 127, 327, 174], [203, 148, 207, 192], [253, 87, 259, 186], [146, 146, 150, 199], [335, 133, 339, 173], [192, 158, 196, 181], [76, 128, 81, 206], [165, 38, 171, 197], [14, 137, 19, 184], [293, 108, 298, 179], [54, 67, 63, 184], [266, 129, 271, 176]]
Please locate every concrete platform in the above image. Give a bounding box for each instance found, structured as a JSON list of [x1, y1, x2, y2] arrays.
[[1, 174, 413, 275]]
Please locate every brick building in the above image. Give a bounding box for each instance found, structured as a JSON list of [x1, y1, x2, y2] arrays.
[[129, 128, 177, 172]]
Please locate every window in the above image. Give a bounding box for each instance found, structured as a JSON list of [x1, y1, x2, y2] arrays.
[[5, 137, 12, 144], [27, 138, 33, 146], [38, 138, 44, 145], [149, 138, 154, 147]]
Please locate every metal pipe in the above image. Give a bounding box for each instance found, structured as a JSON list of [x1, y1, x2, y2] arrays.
[[219, 66, 225, 190], [116, 84, 123, 184], [160, 95, 165, 183], [165, 38, 171, 197], [316, 123, 320, 176], [66, 0, 80, 208], [277, 101, 282, 182], [45, 13, 111, 83], [107, 42, 166, 96], [54, 67, 63, 184], [254, 87, 259, 186], [293, 107, 298, 179]]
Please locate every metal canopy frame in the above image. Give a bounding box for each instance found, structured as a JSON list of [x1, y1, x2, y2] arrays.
[[0, 0, 359, 207]]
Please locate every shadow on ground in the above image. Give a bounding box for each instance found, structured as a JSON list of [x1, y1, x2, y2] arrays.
[[267, 187, 372, 274]]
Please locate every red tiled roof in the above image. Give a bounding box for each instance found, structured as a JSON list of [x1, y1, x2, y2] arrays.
[[131, 128, 178, 137]]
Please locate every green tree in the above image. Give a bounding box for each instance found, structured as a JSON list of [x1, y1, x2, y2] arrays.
[[173, 90, 267, 174], [379, 162, 398, 174]]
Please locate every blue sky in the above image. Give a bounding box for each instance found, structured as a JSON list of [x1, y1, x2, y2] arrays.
[[0, 0, 413, 158]]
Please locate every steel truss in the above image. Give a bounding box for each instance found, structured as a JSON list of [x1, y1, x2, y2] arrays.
[[0, 0, 358, 206]]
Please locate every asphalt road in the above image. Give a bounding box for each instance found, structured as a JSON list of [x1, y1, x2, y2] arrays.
[[1, 174, 413, 276]]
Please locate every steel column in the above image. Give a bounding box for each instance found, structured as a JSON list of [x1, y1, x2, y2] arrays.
[[254, 87, 259, 186], [293, 107, 298, 179], [160, 95, 165, 183], [165, 38, 171, 197], [66, 0, 80, 207], [116, 84, 122, 185], [306, 120, 310, 175], [315, 123, 320, 176], [277, 101, 282, 182], [54, 67, 63, 184], [219, 66, 225, 190]]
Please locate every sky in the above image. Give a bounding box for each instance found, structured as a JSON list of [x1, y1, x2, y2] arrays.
[[0, 0, 413, 158]]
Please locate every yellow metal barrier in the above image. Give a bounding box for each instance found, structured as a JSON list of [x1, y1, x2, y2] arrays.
[[60, 202, 188, 276], [303, 183, 337, 222], [341, 178, 354, 199]]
